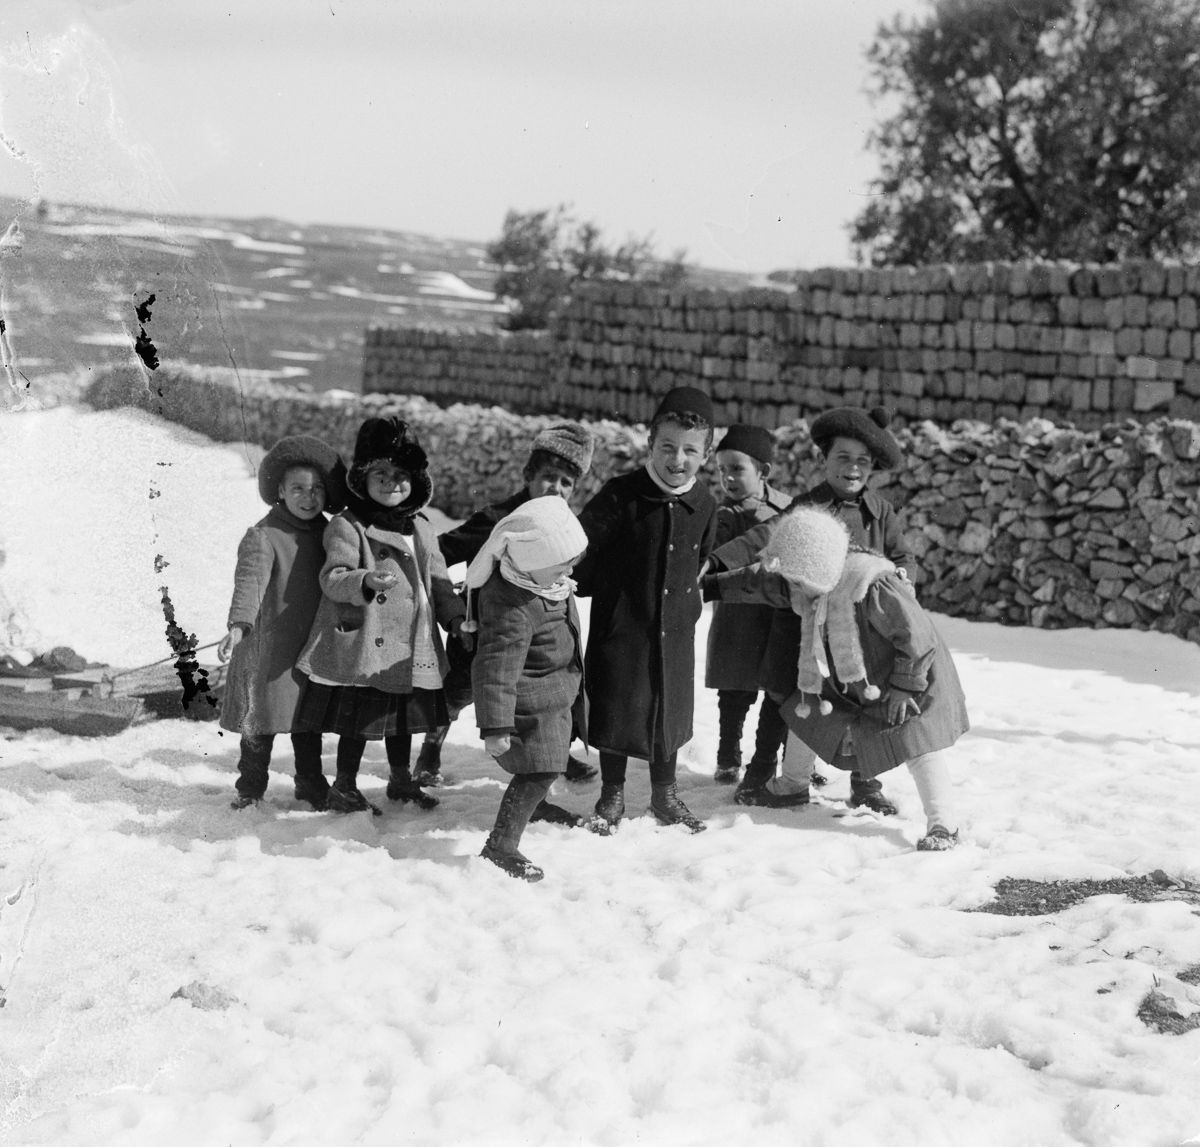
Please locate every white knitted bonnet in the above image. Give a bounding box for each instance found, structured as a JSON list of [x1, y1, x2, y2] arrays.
[[759, 507, 850, 595], [464, 496, 588, 591]]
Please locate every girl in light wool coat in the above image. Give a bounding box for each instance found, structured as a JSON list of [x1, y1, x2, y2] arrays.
[[294, 417, 467, 814], [464, 496, 589, 883], [705, 506, 967, 851]]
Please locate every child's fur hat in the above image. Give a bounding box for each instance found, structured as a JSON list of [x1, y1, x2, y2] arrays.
[[810, 406, 903, 470], [463, 496, 588, 592], [529, 422, 594, 476], [715, 424, 775, 466], [347, 416, 431, 508], [651, 386, 714, 428], [257, 435, 347, 511], [759, 507, 850, 596]]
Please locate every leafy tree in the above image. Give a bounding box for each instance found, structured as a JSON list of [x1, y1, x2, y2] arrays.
[[851, 0, 1200, 266], [486, 206, 688, 330]]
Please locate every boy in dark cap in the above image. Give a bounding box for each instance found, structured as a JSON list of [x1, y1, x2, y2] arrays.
[[574, 386, 719, 833], [707, 406, 914, 811], [414, 421, 598, 805], [706, 424, 792, 785]]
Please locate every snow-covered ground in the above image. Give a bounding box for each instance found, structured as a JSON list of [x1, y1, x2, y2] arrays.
[[1, 406, 1199, 1147]]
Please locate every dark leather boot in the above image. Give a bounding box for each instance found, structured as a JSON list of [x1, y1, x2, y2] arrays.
[[650, 783, 706, 833], [592, 783, 625, 828], [482, 774, 554, 882]]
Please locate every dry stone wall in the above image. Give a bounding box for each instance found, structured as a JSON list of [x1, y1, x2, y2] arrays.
[[364, 262, 1200, 430], [84, 364, 1200, 641]]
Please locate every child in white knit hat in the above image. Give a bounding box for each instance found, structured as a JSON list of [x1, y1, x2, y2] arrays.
[[705, 505, 967, 851], [464, 496, 590, 881]]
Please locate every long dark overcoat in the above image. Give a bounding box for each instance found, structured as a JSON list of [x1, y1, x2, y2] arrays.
[[221, 505, 327, 735], [711, 483, 912, 697], [471, 572, 587, 775], [705, 483, 791, 691], [712, 557, 968, 778], [574, 468, 717, 760]]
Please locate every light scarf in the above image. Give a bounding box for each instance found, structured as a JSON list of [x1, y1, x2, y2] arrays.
[[791, 552, 895, 718], [644, 460, 697, 496], [498, 552, 576, 603]]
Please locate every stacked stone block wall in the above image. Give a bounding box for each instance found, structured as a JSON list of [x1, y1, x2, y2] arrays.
[[85, 364, 1200, 642], [364, 262, 1200, 430]]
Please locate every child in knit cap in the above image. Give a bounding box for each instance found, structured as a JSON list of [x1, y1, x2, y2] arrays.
[[575, 386, 718, 833], [465, 496, 590, 881], [220, 435, 346, 810], [708, 406, 914, 812], [705, 506, 966, 850], [706, 424, 792, 785], [415, 421, 596, 790], [293, 417, 467, 814]]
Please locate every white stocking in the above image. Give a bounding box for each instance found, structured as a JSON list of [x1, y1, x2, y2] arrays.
[[767, 732, 817, 795], [906, 750, 956, 832]]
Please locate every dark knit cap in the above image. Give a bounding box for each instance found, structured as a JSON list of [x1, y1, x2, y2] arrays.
[[651, 386, 714, 427], [715, 424, 775, 465], [530, 421, 594, 475], [258, 435, 347, 511], [810, 406, 904, 470]]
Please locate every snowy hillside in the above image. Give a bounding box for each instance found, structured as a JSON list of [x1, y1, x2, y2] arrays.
[[1, 405, 1199, 1146]]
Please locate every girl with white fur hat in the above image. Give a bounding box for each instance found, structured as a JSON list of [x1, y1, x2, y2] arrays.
[[705, 505, 967, 851], [464, 496, 590, 881]]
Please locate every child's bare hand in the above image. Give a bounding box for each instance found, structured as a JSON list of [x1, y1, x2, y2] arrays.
[[451, 617, 474, 651], [882, 687, 920, 725], [484, 734, 511, 758], [365, 570, 398, 591], [217, 628, 242, 662]]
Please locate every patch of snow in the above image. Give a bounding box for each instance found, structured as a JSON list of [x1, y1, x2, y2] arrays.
[[415, 271, 496, 301]]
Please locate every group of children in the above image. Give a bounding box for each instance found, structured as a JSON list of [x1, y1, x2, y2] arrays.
[[220, 386, 970, 882]]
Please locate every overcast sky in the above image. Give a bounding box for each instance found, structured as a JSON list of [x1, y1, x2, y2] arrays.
[[0, 0, 925, 274]]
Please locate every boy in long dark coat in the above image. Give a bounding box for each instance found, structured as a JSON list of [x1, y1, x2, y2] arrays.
[[706, 424, 791, 784], [574, 386, 718, 833], [706, 506, 966, 851], [708, 406, 914, 811], [414, 421, 596, 788]]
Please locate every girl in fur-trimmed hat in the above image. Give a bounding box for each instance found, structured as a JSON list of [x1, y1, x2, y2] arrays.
[[464, 496, 590, 882], [293, 416, 467, 814], [219, 434, 347, 811], [705, 506, 967, 851]]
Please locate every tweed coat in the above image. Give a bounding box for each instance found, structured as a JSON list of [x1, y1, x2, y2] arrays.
[[297, 510, 465, 694], [711, 483, 912, 697], [711, 556, 968, 778], [574, 467, 718, 760], [705, 483, 792, 692], [221, 504, 327, 735], [471, 571, 586, 774]]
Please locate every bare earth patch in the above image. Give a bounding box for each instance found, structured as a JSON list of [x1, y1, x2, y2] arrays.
[[971, 871, 1200, 1036]]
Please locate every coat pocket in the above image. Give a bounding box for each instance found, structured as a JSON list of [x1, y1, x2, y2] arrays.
[[334, 603, 366, 633]]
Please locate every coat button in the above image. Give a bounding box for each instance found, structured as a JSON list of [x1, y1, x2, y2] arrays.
[[668, 544, 674, 551], [378, 547, 390, 558], [377, 593, 387, 604], [663, 588, 670, 595], [375, 637, 384, 647], [685, 586, 692, 594]]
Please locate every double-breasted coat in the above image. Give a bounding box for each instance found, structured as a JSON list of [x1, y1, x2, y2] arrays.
[[221, 504, 327, 735], [711, 557, 968, 778], [471, 572, 587, 775], [574, 468, 718, 760], [297, 511, 465, 693], [711, 483, 913, 698], [704, 483, 791, 692]]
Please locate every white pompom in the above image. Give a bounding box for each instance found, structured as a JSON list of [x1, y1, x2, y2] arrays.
[[818, 699, 833, 715], [863, 683, 881, 701]]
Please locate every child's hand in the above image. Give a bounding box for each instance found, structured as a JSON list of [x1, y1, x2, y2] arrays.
[[882, 687, 920, 725], [365, 570, 398, 592], [484, 734, 511, 758], [217, 628, 243, 662], [451, 617, 474, 652]]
